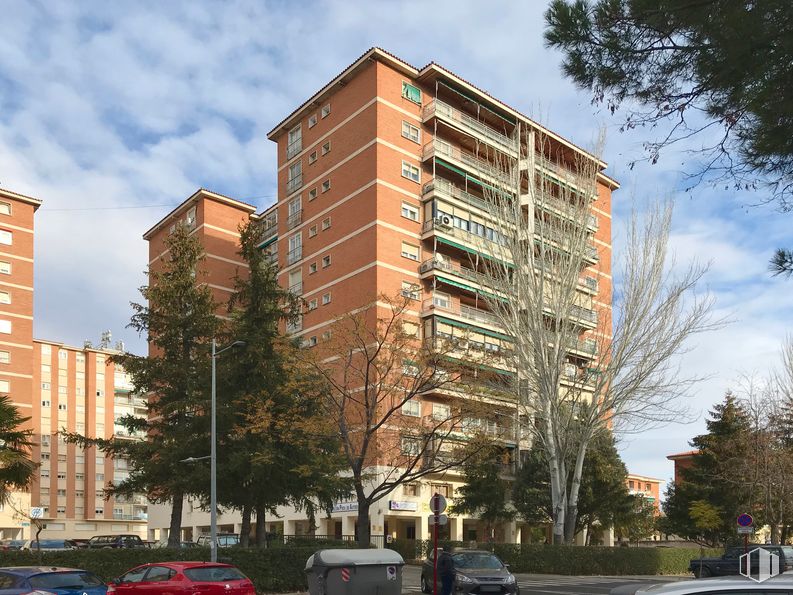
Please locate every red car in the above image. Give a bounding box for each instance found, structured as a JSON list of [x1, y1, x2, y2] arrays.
[[107, 561, 255, 594]]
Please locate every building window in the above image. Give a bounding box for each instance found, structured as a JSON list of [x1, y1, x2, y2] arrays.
[[321, 179, 331, 193], [308, 114, 318, 128], [321, 217, 331, 230], [41, 453, 50, 461], [322, 141, 331, 155], [433, 483, 452, 498], [401, 437, 422, 456], [402, 399, 420, 417], [41, 470, 50, 479], [432, 291, 451, 309], [0, 261, 9, 275], [322, 331, 332, 341], [322, 255, 331, 268], [287, 161, 303, 194], [95, 507, 104, 515], [41, 382, 51, 390], [403, 482, 420, 496], [402, 82, 422, 105], [307, 336, 318, 347], [401, 161, 420, 183], [0, 351, 9, 364], [58, 386, 67, 395], [0, 202, 9, 216], [432, 403, 451, 420], [287, 124, 302, 159], [0, 230, 11, 245], [0, 320, 11, 334], [401, 242, 419, 261], [322, 293, 331, 305], [75, 473, 84, 481], [57, 473, 66, 480], [401, 281, 420, 300], [308, 188, 318, 201], [58, 403, 67, 411], [96, 474, 104, 482], [401, 202, 419, 221], [403, 321, 420, 337], [42, 401, 52, 409], [96, 389, 104, 397], [308, 299, 318, 311], [321, 104, 331, 118], [309, 262, 317, 274], [308, 225, 318, 238], [287, 233, 302, 265], [402, 121, 421, 143], [0, 290, 9, 305], [309, 151, 317, 164]]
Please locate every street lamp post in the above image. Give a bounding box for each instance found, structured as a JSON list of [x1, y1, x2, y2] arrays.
[[209, 338, 245, 562]]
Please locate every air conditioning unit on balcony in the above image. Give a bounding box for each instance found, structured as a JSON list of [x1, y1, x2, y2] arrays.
[[435, 215, 452, 229]]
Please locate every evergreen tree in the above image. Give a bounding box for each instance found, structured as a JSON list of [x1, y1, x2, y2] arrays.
[[64, 224, 219, 547], [660, 392, 752, 545], [216, 220, 349, 546], [449, 439, 514, 542], [0, 395, 36, 501]]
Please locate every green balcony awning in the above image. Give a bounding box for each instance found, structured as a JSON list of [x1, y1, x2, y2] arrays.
[[436, 275, 506, 303], [436, 237, 514, 270], [258, 235, 278, 248], [436, 315, 512, 342], [435, 159, 510, 198]]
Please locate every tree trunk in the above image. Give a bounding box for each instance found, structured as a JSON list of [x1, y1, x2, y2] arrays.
[[167, 492, 184, 547], [357, 498, 371, 548], [564, 439, 589, 544], [255, 506, 267, 548], [239, 502, 252, 547]]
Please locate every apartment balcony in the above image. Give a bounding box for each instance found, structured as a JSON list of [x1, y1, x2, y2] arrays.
[[260, 221, 278, 244], [426, 333, 514, 373], [419, 257, 486, 286], [113, 513, 148, 521], [535, 152, 597, 198], [534, 226, 599, 263], [566, 336, 597, 358], [263, 249, 279, 265], [286, 246, 302, 265], [422, 217, 507, 258], [286, 173, 303, 195], [423, 99, 518, 157], [423, 177, 492, 213], [422, 298, 504, 331], [533, 195, 599, 231], [567, 303, 598, 327], [579, 275, 598, 294], [422, 140, 514, 190], [288, 281, 303, 296], [285, 210, 302, 230], [286, 138, 302, 160]]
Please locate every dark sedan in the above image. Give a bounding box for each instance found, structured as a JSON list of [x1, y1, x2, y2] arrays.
[[0, 566, 107, 595], [421, 549, 519, 594]]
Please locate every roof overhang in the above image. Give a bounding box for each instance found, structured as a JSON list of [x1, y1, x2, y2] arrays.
[[0, 187, 43, 210]]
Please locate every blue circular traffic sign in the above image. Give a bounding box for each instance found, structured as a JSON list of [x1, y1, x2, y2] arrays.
[[737, 513, 753, 527]]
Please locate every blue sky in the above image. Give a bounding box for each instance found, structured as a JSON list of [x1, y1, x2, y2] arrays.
[[1, 1, 791, 486]]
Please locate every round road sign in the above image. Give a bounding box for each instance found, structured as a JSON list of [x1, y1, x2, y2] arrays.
[[429, 493, 447, 514], [737, 513, 753, 527]]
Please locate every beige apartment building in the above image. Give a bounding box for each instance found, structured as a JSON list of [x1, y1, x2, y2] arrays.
[[0, 187, 148, 540], [147, 48, 617, 545]]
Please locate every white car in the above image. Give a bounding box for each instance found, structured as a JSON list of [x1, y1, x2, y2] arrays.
[[635, 573, 793, 594]]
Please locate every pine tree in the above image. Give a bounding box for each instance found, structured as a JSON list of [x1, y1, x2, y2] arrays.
[[216, 220, 349, 546], [64, 224, 220, 547]]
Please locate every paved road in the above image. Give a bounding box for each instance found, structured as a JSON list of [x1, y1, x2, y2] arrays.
[[400, 564, 686, 594]]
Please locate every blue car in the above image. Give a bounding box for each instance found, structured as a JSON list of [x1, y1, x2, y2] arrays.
[[0, 567, 107, 594]]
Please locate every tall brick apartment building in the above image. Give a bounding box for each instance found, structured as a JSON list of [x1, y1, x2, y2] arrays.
[[0, 188, 148, 540], [146, 48, 617, 545]]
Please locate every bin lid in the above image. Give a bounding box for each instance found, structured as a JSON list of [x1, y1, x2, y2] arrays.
[[305, 548, 405, 570]]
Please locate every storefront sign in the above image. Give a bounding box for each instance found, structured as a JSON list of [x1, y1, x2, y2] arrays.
[[332, 502, 358, 513], [389, 500, 418, 512]]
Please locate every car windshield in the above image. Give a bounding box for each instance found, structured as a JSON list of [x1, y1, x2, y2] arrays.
[[30, 540, 67, 548], [452, 553, 504, 569], [780, 546, 793, 558], [184, 566, 247, 582], [29, 572, 104, 588]]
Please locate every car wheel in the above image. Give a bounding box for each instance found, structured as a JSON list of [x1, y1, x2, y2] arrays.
[[693, 567, 711, 579], [420, 574, 431, 593]]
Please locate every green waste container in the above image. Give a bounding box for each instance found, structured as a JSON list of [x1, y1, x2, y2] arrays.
[[305, 548, 405, 595]]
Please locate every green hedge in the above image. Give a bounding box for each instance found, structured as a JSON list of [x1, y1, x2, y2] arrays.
[[0, 546, 330, 593], [386, 540, 720, 576]]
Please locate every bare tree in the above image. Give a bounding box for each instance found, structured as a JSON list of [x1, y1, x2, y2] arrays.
[[470, 130, 719, 543], [296, 293, 498, 547]]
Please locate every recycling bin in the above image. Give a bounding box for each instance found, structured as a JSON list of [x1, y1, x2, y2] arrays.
[[305, 548, 405, 595]]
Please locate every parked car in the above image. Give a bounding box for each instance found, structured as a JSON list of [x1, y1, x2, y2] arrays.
[[196, 533, 240, 548], [20, 539, 79, 551], [635, 573, 793, 594], [152, 540, 199, 549], [421, 549, 519, 594], [689, 545, 793, 578], [0, 540, 25, 551], [108, 562, 254, 594], [0, 566, 106, 594], [87, 534, 146, 549]]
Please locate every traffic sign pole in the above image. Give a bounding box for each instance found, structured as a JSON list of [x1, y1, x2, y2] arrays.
[[433, 493, 438, 595], [736, 513, 754, 556]]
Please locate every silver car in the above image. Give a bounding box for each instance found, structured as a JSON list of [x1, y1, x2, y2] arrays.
[[421, 549, 519, 594], [635, 572, 793, 594]]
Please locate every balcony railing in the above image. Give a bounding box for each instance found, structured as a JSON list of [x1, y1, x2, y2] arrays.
[[288, 282, 303, 296], [422, 218, 507, 254], [567, 336, 597, 355], [286, 246, 302, 265], [263, 249, 278, 265], [286, 210, 302, 230], [423, 141, 514, 188], [580, 275, 598, 292], [286, 138, 302, 159], [534, 226, 599, 262], [286, 174, 303, 195], [420, 258, 485, 286], [424, 299, 503, 328], [423, 177, 492, 213], [423, 99, 517, 155], [260, 220, 278, 243], [569, 304, 598, 324]]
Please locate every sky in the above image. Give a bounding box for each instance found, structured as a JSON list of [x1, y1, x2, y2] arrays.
[[1, 0, 791, 487]]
